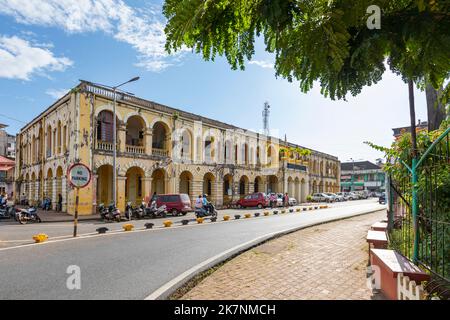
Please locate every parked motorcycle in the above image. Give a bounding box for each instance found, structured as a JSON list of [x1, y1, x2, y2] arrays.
[[0, 204, 16, 220], [98, 203, 121, 222], [16, 207, 41, 224], [125, 202, 144, 220], [141, 201, 167, 219], [195, 202, 218, 219]]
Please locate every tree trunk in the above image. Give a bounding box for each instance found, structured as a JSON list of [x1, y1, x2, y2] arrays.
[[425, 84, 446, 131], [408, 80, 417, 158]]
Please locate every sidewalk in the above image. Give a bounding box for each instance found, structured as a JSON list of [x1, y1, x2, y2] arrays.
[[180, 210, 386, 300], [15, 206, 100, 222]]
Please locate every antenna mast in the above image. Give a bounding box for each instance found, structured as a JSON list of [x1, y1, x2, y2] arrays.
[[263, 101, 270, 136]]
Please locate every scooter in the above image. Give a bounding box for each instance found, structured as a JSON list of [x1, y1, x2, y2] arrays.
[[0, 204, 16, 220], [16, 207, 41, 224], [98, 203, 121, 222], [141, 201, 167, 219], [195, 202, 218, 219], [125, 202, 144, 220]]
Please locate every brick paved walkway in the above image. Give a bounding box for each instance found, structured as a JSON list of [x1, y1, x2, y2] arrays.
[[182, 210, 386, 300]]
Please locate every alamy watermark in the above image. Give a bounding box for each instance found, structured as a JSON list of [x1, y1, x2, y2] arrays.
[[66, 265, 81, 290], [366, 5, 381, 30]]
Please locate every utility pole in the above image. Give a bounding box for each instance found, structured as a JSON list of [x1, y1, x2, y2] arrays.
[[262, 102, 270, 137]]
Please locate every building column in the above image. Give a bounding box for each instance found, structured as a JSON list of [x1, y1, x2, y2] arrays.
[[143, 177, 152, 203], [52, 177, 57, 210], [248, 181, 254, 194], [216, 179, 224, 207], [145, 129, 153, 156], [62, 176, 67, 212], [192, 179, 203, 201], [116, 176, 127, 213], [118, 122, 126, 153]]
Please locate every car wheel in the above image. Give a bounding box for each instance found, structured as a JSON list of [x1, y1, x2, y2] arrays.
[[171, 209, 178, 216], [257, 203, 263, 209]]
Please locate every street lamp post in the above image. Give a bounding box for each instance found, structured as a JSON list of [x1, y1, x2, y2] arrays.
[[112, 77, 140, 208]]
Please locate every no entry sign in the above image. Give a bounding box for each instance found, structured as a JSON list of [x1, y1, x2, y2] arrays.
[[68, 163, 92, 189]]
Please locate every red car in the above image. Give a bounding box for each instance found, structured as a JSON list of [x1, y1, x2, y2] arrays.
[[156, 194, 192, 216], [236, 192, 269, 209]]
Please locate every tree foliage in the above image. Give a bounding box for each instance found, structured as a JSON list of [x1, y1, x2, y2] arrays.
[[164, 0, 450, 101]]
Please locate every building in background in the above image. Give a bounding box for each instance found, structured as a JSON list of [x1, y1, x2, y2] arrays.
[[0, 155, 15, 197], [392, 120, 428, 140], [0, 124, 16, 158], [15, 81, 340, 215], [340, 161, 386, 194]]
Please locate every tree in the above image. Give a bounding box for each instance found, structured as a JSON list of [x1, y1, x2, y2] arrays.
[[426, 84, 446, 131], [164, 0, 450, 152]]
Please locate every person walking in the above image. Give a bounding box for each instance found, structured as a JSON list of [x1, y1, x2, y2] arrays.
[[284, 193, 289, 207], [57, 193, 63, 212]]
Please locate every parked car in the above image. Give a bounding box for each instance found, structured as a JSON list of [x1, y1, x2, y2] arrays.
[[328, 193, 344, 202], [336, 192, 348, 201], [348, 192, 360, 200], [312, 193, 335, 203], [236, 192, 269, 209], [156, 194, 192, 216], [288, 197, 297, 206], [356, 191, 369, 199], [378, 193, 386, 204]]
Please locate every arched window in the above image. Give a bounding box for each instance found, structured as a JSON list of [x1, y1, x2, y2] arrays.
[[97, 111, 114, 142]]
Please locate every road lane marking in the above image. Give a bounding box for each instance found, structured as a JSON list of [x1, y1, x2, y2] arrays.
[[0, 203, 385, 252]]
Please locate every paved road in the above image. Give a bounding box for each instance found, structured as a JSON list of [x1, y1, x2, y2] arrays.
[[0, 200, 385, 300], [0, 199, 378, 245]]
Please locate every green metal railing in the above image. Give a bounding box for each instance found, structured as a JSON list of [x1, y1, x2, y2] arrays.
[[388, 126, 450, 288]]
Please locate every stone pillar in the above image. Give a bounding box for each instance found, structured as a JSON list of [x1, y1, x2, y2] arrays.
[[143, 177, 152, 203], [52, 178, 57, 210], [35, 180, 40, 205], [116, 176, 127, 213], [192, 179, 203, 201], [145, 129, 153, 156], [232, 181, 239, 201], [118, 122, 126, 153], [248, 181, 254, 194], [62, 176, 67, 212], [216, 179, 224, 207], [211, 180, 219, 205]]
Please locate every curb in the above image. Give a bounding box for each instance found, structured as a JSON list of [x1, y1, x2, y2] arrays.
[[145, 208, 386, 300]]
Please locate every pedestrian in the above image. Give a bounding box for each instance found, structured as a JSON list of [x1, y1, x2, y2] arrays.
[[151, 192, 157, 203], [284, 193, 289, 207], [270, 193, 277, 208], [57, 193, 63, 212]]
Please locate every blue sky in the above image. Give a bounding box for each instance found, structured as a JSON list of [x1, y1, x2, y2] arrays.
[[0, 0, 428, 163]]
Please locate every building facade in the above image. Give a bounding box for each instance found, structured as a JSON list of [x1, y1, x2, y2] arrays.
[[0, 124, 16, 158], [15, 81, 340, 215], [0, 155, 14, 197], [340, 161, 386, 193]]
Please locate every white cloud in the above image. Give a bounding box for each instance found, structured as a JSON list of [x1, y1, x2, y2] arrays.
[[249, 60, 274, 69], [46, 88, 69, 99], [0, 0, 187, 72], [0, 35, 72, 80]]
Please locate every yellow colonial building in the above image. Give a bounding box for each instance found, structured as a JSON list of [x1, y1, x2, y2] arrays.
[[15, 81, 340, 215]]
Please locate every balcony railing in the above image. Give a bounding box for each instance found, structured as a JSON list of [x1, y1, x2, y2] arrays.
[[96, 140, 115, 151], [287, 163, 307, 171], [152, 148, 169, 157], [126, 145, 145, 154]]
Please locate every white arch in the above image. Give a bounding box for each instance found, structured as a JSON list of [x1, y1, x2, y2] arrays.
[[95, 104, 124, 121], [149, 117, 172, 130], [124, 112, 149, 128]]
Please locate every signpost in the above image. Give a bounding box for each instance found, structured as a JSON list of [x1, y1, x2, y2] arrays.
[[67, 163, 92, 237]]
